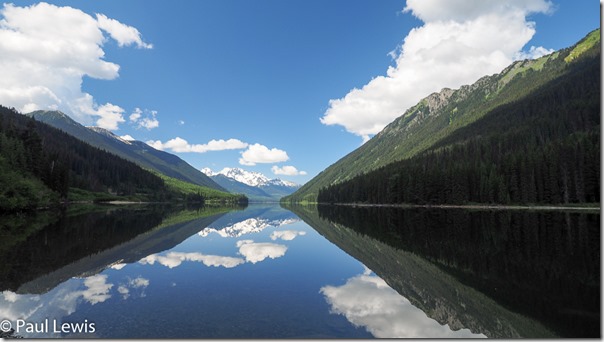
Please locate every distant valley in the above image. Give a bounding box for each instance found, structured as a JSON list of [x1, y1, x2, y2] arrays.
[[202, 167, 300, 202]]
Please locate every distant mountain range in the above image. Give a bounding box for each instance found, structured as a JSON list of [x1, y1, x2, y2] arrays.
[[25, 110, 225, 192], [286, 28, 601, 204], [202, 167, 299, 201]]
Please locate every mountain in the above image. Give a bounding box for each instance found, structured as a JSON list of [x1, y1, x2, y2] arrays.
[[25, 110, 225, 192], [202, 167, 300, 201], [285, 29, 601, 204], [0, 105, 168, 209]]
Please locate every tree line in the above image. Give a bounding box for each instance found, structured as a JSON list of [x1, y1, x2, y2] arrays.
[[318, 50, 600, 206], [0, 106, 247, 211]]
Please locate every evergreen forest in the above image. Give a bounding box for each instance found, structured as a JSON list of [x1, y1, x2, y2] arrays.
[[0, 106, 246, 211], [318, 39, 600, 206]]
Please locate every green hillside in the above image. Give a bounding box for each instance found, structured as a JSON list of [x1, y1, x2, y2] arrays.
[[0, 106, 246, 211], [285, 29, 601, 203], [155, 171, 248, 204], [25, 110, 225, 191]]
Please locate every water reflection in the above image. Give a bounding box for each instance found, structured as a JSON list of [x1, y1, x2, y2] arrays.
[[321, 268, 484, 338], [287, 204, 600, 338], [0, 205, 237, 294], [5, 203, 587, 338], [139, 251, 245, 269], [2, 204, 341, 338], [236, 240, 288, 263], [116, 277, 149, 300], [270, 230, 306, 241], [198, 206, 300, 238]]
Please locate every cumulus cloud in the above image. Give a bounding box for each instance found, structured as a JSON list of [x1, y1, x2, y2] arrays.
[[270, 230, 306, 241], [146, 137, 248, 153], [320, 0, 553, 141], [129, 108, 142, 122], [95, 103, 125, 131], [96, 13, 153, 49], [239, 143, 289, 166], [271, 165, 307, 176], [0, 2, 152, 130], [236, 240, 288, 264], [129, 108, 159, 130], [139, 252, 245, 269], [320, 271, 485, 338]]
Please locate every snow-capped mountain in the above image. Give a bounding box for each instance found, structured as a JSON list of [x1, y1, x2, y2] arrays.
[[201, 167, 300, 201], [203, 167, 297, 187]]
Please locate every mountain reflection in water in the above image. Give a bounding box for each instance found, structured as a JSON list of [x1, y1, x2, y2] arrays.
[[289, 204, 599, 338], [0, 204, 598, 338]]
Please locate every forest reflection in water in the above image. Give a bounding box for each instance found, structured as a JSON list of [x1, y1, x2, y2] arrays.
[[298, 204, 600, 338], [0, 203, 599, 338], [0, 204, 243, 293]]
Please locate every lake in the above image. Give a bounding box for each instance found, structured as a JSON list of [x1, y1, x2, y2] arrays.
[[0, 203, 599, 338]]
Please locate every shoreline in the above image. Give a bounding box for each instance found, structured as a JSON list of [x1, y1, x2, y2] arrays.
[[321, 202, 601, 212]]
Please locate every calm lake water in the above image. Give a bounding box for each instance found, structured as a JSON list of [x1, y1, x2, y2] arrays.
[[0, 203, 599, 338]]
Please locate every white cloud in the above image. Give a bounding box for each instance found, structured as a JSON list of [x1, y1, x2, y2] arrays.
[[95, 103, 125, 131], [128, 108, 159, 130], [270, 230, 306, 241], [236, 240, 288, 264], [96, 13, 153, 49], [129, 108, 142, 122], [514, 45, 555, 60], [271, 165, 307, 176], [239, 143, 289, 166], [320, 272, 485, 338], [146, 137, 248, 153], [403, 0, 552, 22], [178, 120, 185, 125], [139, 252, 245, 269], [0, 2, 152, 130], [138, 111, 159, 130], [320, 0, 553, 141]]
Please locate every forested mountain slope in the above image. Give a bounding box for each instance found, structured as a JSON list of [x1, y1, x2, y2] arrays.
[[0, 106, 166, 210], [286, 29, 600, 203], [0, 106, 246, 211], [317, 29, 600, 205], [25, 110, 225, 191]]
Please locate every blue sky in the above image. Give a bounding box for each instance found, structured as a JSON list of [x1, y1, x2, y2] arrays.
[[0, 1, 599, 184]]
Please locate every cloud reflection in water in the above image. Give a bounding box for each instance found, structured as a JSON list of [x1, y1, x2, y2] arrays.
[[270, 230, 306, 241], [139, 252, 245, 269], [320, 269, 486, 338], [236, 240, 287, 264]]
